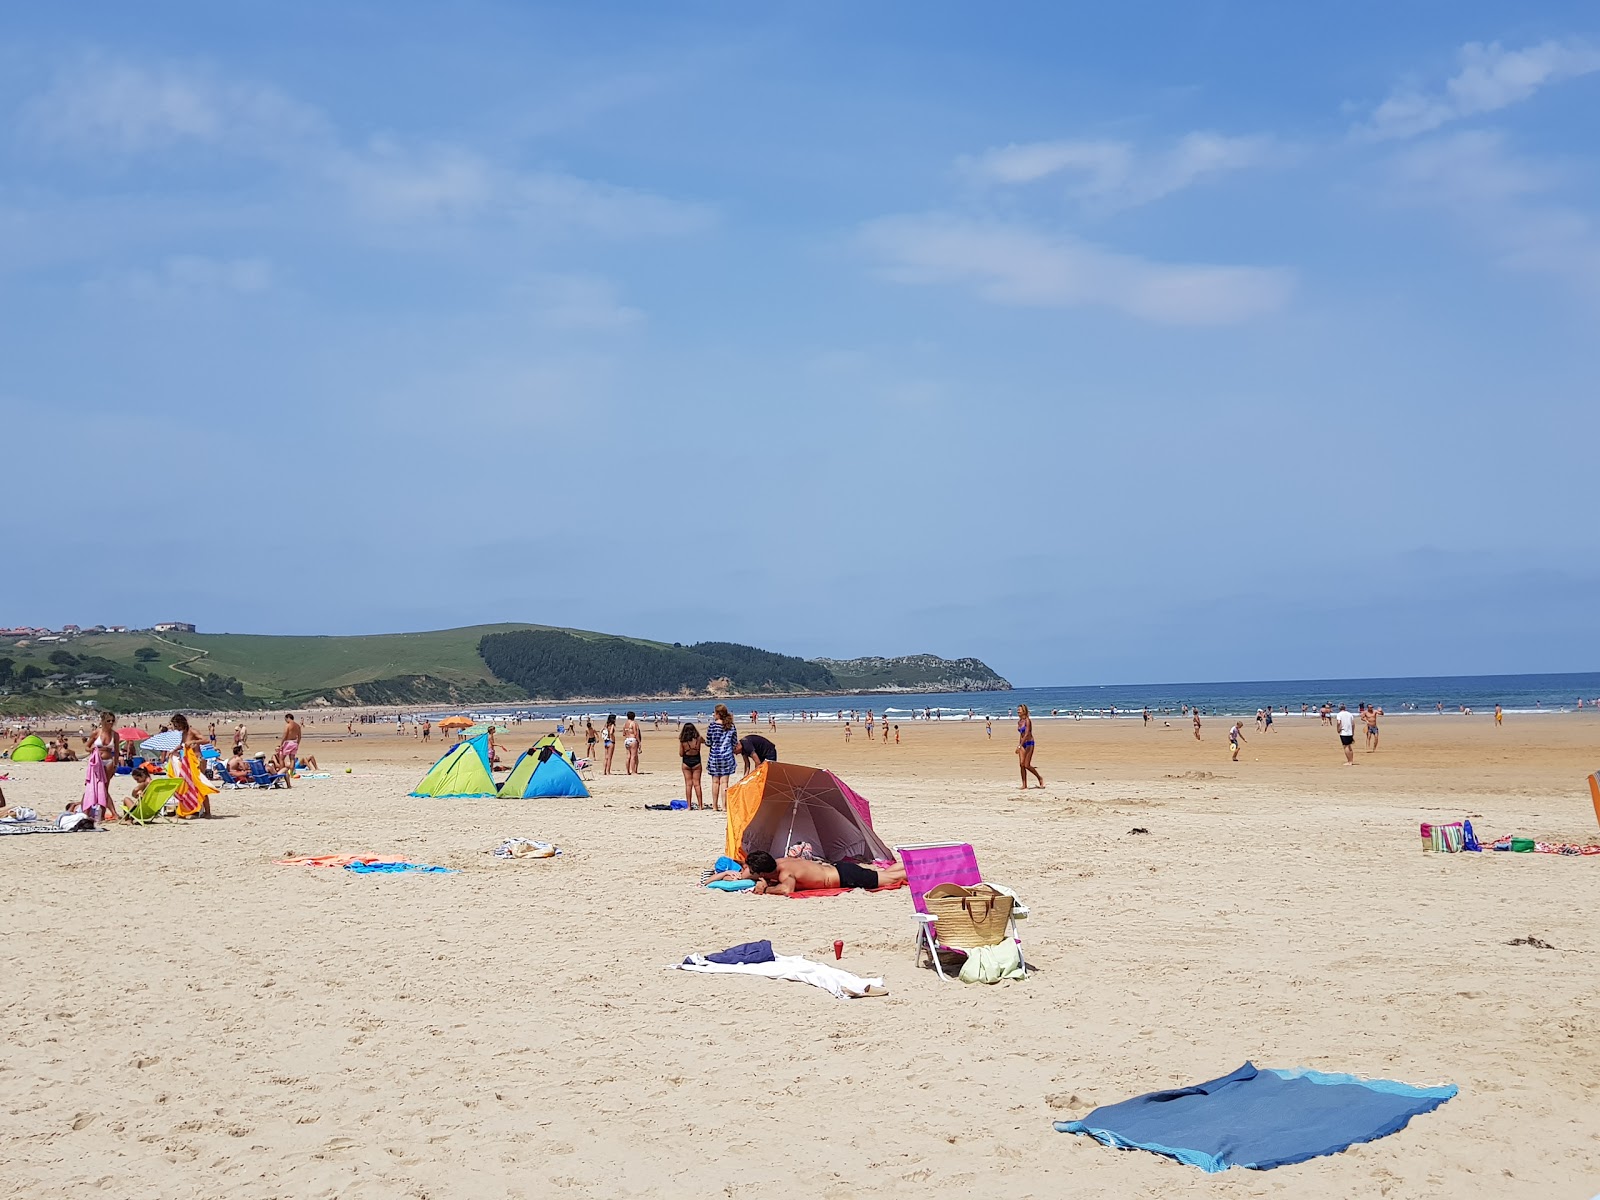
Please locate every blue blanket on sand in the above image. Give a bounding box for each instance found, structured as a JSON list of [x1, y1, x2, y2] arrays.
[[1056, 1062, 1456, 1172], [345, 861, 455, 874]]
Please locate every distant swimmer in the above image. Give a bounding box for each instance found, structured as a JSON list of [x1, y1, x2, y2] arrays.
[[1016, 703, 1044, 789]]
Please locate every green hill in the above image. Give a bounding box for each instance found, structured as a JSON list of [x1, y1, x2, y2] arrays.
[[0, 625, 1008, 714]]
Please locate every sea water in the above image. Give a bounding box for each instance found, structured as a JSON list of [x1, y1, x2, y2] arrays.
[[421, 671, 1600, 724]]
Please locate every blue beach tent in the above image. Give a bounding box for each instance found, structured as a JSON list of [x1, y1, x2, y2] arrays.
[[498, 746, 590, 798], [410, 733, 497, 798]]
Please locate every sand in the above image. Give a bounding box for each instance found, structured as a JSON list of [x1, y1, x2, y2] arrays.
[[2, 712, 1598, 1198]]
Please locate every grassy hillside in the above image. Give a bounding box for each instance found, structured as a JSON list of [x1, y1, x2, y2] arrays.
[[0, 625, 1009, 713]]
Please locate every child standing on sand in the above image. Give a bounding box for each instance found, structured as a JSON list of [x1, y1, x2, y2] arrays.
[[1229, 721, 1246, 762]]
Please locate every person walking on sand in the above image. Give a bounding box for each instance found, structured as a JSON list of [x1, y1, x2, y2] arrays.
[[1366, 706, 1381, 752], [1229, 720, 1247, 762], [1193, 710, 1202, 741], [705, 704, 738, 812], [586, 720, 598, 760], [1335, 704, 1357, 766], [1016, 703, 1044, 789], [602, 714, 617, 775], [1494, 704, 1503, 727], [678, 722, 705, 810], [622, 711, 642, 774]]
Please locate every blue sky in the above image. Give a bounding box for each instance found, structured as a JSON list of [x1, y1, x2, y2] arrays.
[[4, 2, 1598, 685]]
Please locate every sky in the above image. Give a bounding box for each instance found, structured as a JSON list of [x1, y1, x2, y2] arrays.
[[3, 2, 1598, 686]]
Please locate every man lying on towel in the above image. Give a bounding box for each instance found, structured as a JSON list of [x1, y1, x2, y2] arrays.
[[744, 850, 906, 895]]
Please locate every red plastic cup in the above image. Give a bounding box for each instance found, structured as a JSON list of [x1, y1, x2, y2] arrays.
[[833, 939, 844, 960]]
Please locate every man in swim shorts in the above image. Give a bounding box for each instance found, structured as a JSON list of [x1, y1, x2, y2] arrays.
[[1335, 704, 1357, 766], [744, 850, 906, 895], [280, 713, 302, 781]]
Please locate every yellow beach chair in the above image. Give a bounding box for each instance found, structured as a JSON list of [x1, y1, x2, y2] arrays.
[[121, 777, 182, 825]]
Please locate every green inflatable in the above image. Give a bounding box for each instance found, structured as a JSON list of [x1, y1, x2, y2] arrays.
[[10, 735, 48, 762]]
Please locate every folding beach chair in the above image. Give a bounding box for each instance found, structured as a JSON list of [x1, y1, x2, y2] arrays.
[[894, 841, 1029, 981], [120, 777, 182, 825], [249, 759, 290, 789]]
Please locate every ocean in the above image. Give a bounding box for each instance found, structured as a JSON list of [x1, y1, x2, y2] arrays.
[[422, 671, 1600, 724]]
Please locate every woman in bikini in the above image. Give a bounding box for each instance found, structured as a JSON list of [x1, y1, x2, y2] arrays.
[[1016, 703, 1043, 789], [602, 714, 616, 775], [678, 722, 705, 809], [82, 710, 120, 824], [167, 712, 216, 818], [622, 711, 642, 775]]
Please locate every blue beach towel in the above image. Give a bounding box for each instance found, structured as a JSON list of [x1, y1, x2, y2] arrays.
[[688, 940, 775, 966], [344, 860, 456, 874], [1055, 1062, 1456, 1172], [707, 879, 755, 892]]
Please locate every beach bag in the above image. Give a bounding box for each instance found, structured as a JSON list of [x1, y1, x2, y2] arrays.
[[923, 883, 1013, 949], [1420, 822, 1465, 852]]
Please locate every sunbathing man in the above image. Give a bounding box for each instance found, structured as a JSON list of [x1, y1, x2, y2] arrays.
[[744, 849, 906, 895], [226, 750, 251, 782]]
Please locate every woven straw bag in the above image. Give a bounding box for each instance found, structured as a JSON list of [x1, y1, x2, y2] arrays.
[[923, 883, 1013, 949]]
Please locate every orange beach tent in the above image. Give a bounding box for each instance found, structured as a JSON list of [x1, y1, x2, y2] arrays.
[[724, 761, 894, 866]]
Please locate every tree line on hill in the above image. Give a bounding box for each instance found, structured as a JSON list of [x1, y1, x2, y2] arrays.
[[0, 649, 243, 709], [478, 630, 837, 699]]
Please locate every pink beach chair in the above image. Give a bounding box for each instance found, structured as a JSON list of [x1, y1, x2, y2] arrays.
[[895, 841, 1028, 981]]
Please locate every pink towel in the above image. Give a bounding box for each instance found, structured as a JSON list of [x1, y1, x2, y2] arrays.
[[81, 748, 111, 818]]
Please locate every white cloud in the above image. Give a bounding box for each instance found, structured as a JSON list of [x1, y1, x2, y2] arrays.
[[1358, 39, 1600, 141], [961, 132, 1277, 209], [22, 55, 325, 155], [20, 55, 711, 237], [861, 214, 1292, 325], [84, 254, 274, 299], [1388, 131, 1600, 294], [518, 273, 643, 331]]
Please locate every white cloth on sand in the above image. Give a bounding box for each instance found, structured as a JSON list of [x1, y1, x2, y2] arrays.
[[672, 954, 887, 1000]]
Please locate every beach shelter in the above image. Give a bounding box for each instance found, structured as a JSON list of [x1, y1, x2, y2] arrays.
[[724, 761, 894, 866], [437, 716, 473, 732], [531, 733, 570, 759], [498, 746, 590, 798], [409, 733, 496, 798], [10, 735, 48, 762]]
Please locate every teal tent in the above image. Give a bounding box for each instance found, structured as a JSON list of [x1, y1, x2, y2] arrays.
[[498, 746, 589, 798], [410, 733, 496, 798]]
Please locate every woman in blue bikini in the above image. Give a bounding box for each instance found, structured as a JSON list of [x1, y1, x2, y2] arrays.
[[1016, 703, 1044, 789]]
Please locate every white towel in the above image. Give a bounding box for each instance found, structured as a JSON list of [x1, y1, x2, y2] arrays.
[[672, 954, 886, 1000]]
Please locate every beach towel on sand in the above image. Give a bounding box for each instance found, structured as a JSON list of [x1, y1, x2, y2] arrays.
[[1056, 1062, 1456, 1172], [672, 951, 886, 999]]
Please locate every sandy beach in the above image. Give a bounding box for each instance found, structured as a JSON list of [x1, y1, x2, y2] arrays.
[[3, 713, 1598, 1198]]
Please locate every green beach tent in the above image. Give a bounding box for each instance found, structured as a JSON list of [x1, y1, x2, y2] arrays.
[[10, 735, 48, 763], [498, 746, 590, 799], [409, 733, 496, 798]]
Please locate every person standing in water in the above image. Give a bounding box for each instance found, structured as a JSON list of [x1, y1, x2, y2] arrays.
[[1016, 703, 1044, 789]]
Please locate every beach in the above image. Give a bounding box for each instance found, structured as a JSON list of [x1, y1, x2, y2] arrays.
[[3, 713, 1598, 1198]]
